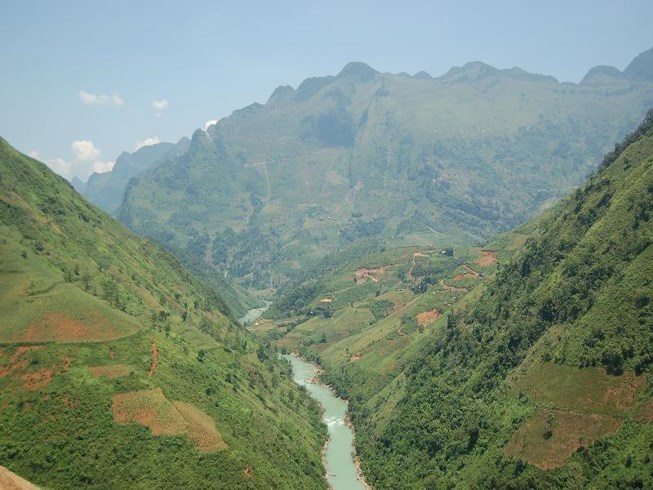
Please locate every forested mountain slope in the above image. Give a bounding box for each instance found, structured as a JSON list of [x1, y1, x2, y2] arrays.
[[0, 138, 327, 489], [341, 110, 653, 488], [119, 48, 653, 289]]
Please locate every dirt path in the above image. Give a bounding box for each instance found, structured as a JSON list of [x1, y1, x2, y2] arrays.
[[148, 342, 159, 378]]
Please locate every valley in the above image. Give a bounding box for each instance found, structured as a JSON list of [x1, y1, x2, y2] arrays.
[[1, 34, 652, 489]]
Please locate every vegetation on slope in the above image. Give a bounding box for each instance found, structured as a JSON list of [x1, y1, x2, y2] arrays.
[[119, 50, 653, 290], [341, 110, 653, 488], [0, 138, 327, 489]]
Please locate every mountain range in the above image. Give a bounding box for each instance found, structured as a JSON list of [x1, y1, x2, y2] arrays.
[[105, 47, 653, 290]]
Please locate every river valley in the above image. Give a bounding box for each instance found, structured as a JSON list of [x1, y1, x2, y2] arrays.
[[284, 354, 367, 490]]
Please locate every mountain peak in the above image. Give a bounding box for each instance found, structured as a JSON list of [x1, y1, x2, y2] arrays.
[[337, 62, 378, 81], [580, 65, 624, 84], [623, 46, 653, 81], [441, 61, 500, 81]]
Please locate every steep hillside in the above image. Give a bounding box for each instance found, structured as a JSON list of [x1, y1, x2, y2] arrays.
[[331, 111, 653, 488], [0, 138, 327, 489], [81, 138, 189, 214], [119, 49, 653, 289]]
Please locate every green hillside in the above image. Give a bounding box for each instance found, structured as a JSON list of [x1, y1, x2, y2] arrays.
[[119, 50, 653, 290], [0, 138, 327, 489], [258, 110, 653, 488]]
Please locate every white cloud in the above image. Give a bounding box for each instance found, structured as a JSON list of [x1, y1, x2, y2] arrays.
[[204, 119, 219, 131], [134, 136, 160, 150], [28, 150, 39, 159], [79, 90, 124, 106], [44, 158, 73, 178], [152, 99, 169, 110], [72, 140, 100, 162], [41, 139, 112, 180], [93, 160, 115, 173]]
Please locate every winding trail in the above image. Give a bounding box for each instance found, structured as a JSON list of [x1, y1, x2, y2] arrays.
[[148, 342, 158, 378]]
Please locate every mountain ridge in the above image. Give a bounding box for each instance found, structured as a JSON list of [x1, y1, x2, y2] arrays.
[[117, 47, 653, 290]]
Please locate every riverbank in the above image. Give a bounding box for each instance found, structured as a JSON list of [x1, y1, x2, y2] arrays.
[[284, 353, 369, 490]]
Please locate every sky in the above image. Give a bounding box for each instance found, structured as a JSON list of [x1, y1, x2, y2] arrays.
[[1, 0, 652, 181]]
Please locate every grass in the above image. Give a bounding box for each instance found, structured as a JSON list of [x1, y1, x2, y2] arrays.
[[505, 409, 623, 469]]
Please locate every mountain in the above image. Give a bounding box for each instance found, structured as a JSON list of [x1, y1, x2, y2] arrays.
[[82, 138, 189, 214], [0, 138, 327, 489], [624, 46, 653, 81], [118, 49, 653, 290], [268, 110, 653, 488]]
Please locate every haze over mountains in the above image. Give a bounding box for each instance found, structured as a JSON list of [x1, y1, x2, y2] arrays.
[[78, 47, 653, 289], [1, 42, 653, 490]]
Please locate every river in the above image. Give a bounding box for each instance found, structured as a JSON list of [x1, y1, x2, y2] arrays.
[[284, 354, 367, 490], [241, 304, 366, 489], [238, 300, 272, 325]]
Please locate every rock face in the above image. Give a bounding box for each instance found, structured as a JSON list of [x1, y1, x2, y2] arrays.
[[82, 139, 187, 213], [118, 48, 653, 289]]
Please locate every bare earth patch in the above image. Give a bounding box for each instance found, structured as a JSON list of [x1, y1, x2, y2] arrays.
[[89, 364, 131, 379], [505, 409, 622, 469], [13, 312, 129, 343], [349, 353, 362, 362], [513, 363, 645, 415], [476, 249, 497, 267], [113, 388, 187, 436], [148, 342, 158, 378], [19, 369, 52, 391], [416, 309, 440, 327], [355, 268, 385, 284], [0, 346, 56, 391], [173, 401, 228, 452], [0, 465, 39, 490], [112, 388, 226, 452]]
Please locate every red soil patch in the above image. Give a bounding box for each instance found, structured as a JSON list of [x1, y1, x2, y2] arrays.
[[112, 389, 226, 452], [173, 401, 228, 452], [109, 350, 116, 360], [413, 252, 428, 258], [89, 364, 131, 379], [148, 342, 158, 378], [349, 353, 362, 362], [416, 309, 440, 327], [13, 312, 124, 343], [0, 346, 53, 390], [454, 264, 481, 281], [0, 465, 39, 490], [112, 388, 187, 436], [244, 466, 253, 478], [19, 369, 52, 391], [505, 409, 622, 469], [476, 249, 497, 267]]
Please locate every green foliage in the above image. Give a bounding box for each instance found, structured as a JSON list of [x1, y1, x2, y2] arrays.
[[118, 60, 653, 291], [342, 109, 653, 488], [0, 139, 327, 489]]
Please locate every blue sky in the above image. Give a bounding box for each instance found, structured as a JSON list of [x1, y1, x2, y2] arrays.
[[1, 0, 652, 180]]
